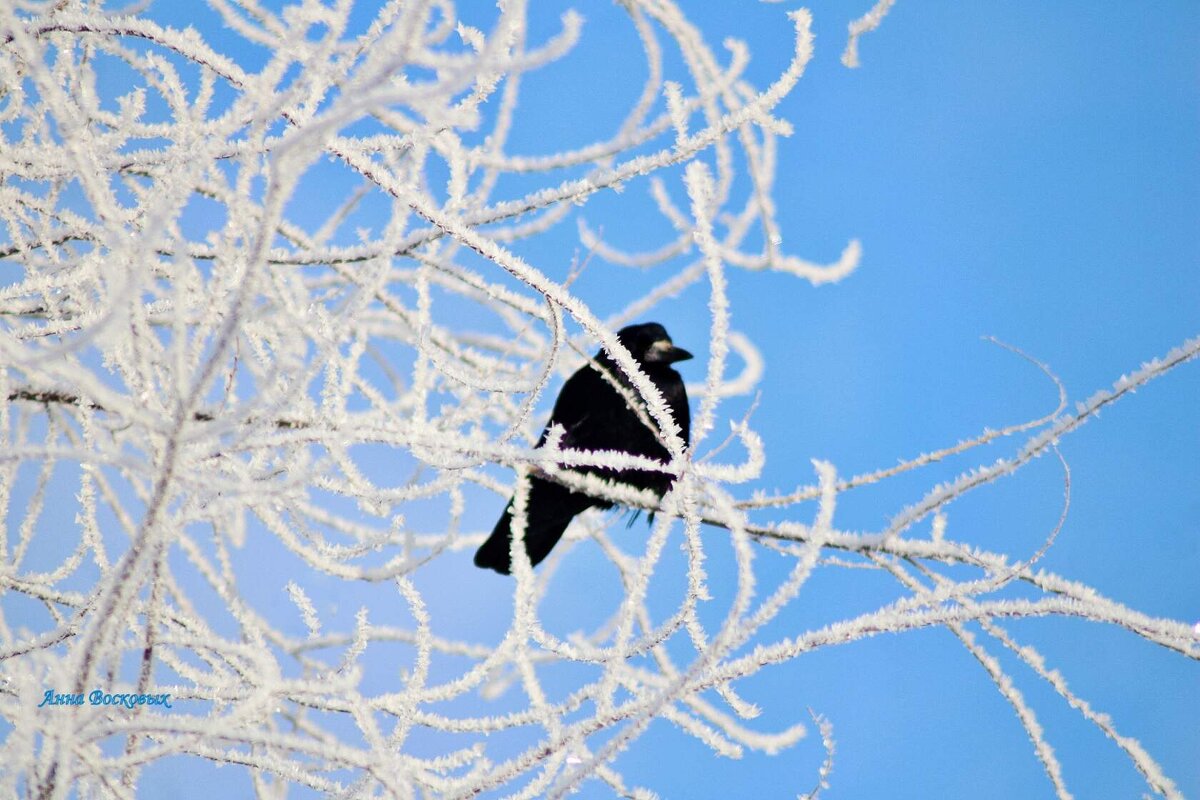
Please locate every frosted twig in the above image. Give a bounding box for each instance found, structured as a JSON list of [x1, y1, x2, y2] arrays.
[[0, 2, 1191, 797]]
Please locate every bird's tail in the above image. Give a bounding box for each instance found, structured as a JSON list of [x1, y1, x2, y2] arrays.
[[474, 478, 594, 574]]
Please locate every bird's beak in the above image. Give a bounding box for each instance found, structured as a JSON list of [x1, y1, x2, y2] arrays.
[[648, 340, 693, 364]]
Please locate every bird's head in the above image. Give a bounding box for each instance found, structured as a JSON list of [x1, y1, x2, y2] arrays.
[[613, 322, 693, 365]]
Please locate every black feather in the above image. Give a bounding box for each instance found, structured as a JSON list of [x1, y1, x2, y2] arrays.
[[474, 323, 692, 574]]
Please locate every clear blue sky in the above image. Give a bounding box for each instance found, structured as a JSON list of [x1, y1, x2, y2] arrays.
[[28, 1, 1198, 798], [459, 3, 1200, 797], [463, 3, 1200, 797]]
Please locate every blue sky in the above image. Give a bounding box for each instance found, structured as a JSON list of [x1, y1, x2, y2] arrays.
[[462, 3, 1200, 797], [8, 1, 1197, 798], [717, 5, 1198, 797]]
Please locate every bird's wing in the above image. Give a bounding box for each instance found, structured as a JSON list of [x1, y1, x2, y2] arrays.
[[666, 367, 690, 447], [539, 361, 688, 458], [536, 364, 608, 449]]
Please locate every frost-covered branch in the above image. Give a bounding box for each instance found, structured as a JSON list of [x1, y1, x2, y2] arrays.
[[0, 1, 1193, 798]]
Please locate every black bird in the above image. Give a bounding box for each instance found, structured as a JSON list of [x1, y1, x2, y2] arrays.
[[474, 323, 692, 574]]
